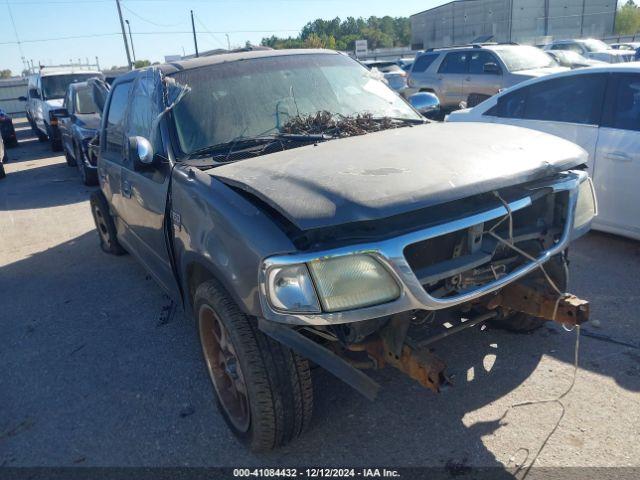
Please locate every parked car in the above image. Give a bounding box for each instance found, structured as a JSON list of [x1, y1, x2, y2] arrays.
[[0, 109, 18, 147], [406, 44, 567, 110], [58, 79, 109, 185], [610, 42, 640, 51], [447, 63, 640, 240], [19, 67, 103, 151], [0, 135, 6, 179], [90, 49, 594, 451], [362, 60, 408, 92], [544, 39, 634, 63], [546, 50, 605, 69]]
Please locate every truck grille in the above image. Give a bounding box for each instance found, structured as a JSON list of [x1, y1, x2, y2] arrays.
[[403, 190, 568, 298]]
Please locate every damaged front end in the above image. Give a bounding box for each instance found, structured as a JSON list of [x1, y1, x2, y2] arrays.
[[258, 170, 596, 399]]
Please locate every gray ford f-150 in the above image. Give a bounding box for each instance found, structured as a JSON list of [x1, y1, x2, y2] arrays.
[[90, 48, 596, 451]]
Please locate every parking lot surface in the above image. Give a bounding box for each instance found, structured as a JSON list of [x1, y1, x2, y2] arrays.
[[1, 119, 640, 469]]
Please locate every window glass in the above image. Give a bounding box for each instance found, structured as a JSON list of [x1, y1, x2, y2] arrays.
[[523, 75, 605, 124], [106, 82, 131, 128], [604, 74, 640, 132], [495, 88, 527, 118], [468, 51, 499, 74], [41, 73, 100, 100], [127, 75, 163, 153], [74, 86, 98, 115], [63, 89, 72, 111], [551, 43, 583, 54], [104, 81, 132, 157], [438, 52, 468, 74], [411, 54, 438, 73]]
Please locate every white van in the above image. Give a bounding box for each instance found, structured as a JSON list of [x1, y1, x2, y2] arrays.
[[21, 67, 103, 151]]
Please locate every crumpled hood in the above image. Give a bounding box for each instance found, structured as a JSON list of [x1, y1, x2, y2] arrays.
[[212, 123, 587, 231]]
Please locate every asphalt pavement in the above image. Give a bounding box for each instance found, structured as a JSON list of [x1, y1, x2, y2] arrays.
[[1, 119, 639, 471]]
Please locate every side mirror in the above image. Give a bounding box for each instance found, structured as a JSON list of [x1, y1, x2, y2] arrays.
[[56, 108, 69, 118], [483, 62, 501, 74], [408, 92, 440, 119], [128, 136, 155, 170], [18, 96, 27, 102]]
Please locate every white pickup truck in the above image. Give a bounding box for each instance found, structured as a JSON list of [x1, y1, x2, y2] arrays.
[[21, 67, 102, 151]]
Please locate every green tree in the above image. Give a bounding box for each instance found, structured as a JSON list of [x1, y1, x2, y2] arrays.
[[616, 0, 640, 34], [0, 69, 12, 79], [261, 15, 411, 51], [134, 59, 151, 69]]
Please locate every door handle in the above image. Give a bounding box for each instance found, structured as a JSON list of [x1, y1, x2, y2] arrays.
[[605, 151, 632, 162], [122, 179, 132, 198]]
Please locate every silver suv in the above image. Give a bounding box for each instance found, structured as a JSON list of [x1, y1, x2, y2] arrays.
[[406, 44, 567, 110]]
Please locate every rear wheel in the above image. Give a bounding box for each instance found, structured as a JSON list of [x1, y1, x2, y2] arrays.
[[195, 280, 313, 451], [46, 124, 62, 151], [0, 162, 5, 179], [89, 191, 126, 255]]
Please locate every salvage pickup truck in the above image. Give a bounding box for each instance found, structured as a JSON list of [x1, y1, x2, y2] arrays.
[[90, 49, 596, 451]]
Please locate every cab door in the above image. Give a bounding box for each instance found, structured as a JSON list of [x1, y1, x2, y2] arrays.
[[99, 80, 133, 231], [592, 73, 640, 239], [463, 51, 503, 100], [435, 51, 469, 108], [117, 71, 178, 296], [58, 88, 74, 154]]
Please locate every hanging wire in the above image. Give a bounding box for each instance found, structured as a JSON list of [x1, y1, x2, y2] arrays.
[[488, 191, 582, 478]]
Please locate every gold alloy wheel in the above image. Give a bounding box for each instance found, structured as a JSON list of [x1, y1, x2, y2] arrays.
[[198, 304, 251, 432]]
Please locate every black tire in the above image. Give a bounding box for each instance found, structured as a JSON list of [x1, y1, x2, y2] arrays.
[[46, 124, 62, 152], [64, 147, 77, 167], [37, 130, 48, 142], [466, 93, 491, 108], [0, 162, 5, 179], [489, 253, 568, 333], [7, 138, 18, 148], [89, 191, 126, 255], [195, 280, 313, 452], [75, 143, 97, 186]]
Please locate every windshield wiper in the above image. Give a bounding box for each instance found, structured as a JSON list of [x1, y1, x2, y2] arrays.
[[373, 116, 426, 125], [184, 133, 330, 164]]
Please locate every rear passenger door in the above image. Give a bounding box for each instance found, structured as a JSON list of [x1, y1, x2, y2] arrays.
[[592, 73, 640, 238], [436, 51, 469, 108], [99, 80, 133, 228], [59, 88, 74, 154], [117, 71, 177, 295], [491, 73, 607, 169], [464, 51, 503, 100]]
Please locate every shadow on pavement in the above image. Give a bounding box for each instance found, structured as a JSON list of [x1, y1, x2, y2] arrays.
[[1, 228, 638, 468]]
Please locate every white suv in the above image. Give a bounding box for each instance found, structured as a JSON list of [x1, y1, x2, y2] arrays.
[[447, 64, 640, 240], [21, 67, 103, 151]]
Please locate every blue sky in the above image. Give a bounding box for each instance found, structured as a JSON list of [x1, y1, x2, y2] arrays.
[[0, 0, 438, 74]]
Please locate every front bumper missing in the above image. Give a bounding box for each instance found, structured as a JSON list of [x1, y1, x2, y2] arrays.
[[260, 171, 589, 326], [490, 282, 590, 327]]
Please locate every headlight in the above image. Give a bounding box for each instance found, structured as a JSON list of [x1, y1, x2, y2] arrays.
[[572, 177, 597, 236], [266, 264, 320, 313], [308, 254, 400, 312]]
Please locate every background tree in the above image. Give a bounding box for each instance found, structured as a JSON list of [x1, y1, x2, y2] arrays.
[[262, 15, 410, 51], [615, 0, 640, 35], [0, 69, 12, 79], [133, 59, 151, 69]]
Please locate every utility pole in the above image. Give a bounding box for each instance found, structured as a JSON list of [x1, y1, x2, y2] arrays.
[[191, 10, 199, 57], [225, 33, 231, 50], [115, 0, 133, 69], [125, 19, 137, 63]]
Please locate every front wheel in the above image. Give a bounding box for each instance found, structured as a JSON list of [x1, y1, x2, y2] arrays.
[[195, 280, 313, 451], [75, 144, 97, 186], [89, 191, 126, 255], [0, 162, 5, 179]]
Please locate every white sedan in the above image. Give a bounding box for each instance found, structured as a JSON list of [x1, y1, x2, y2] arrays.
[[447, 63, 640, 241]]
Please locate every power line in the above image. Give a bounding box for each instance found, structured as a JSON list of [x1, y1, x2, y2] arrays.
[[194, 14, 227, 49], [121, 2, 185, 28], [5, 0, 24, 57], [0, 29, 301, 45]]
